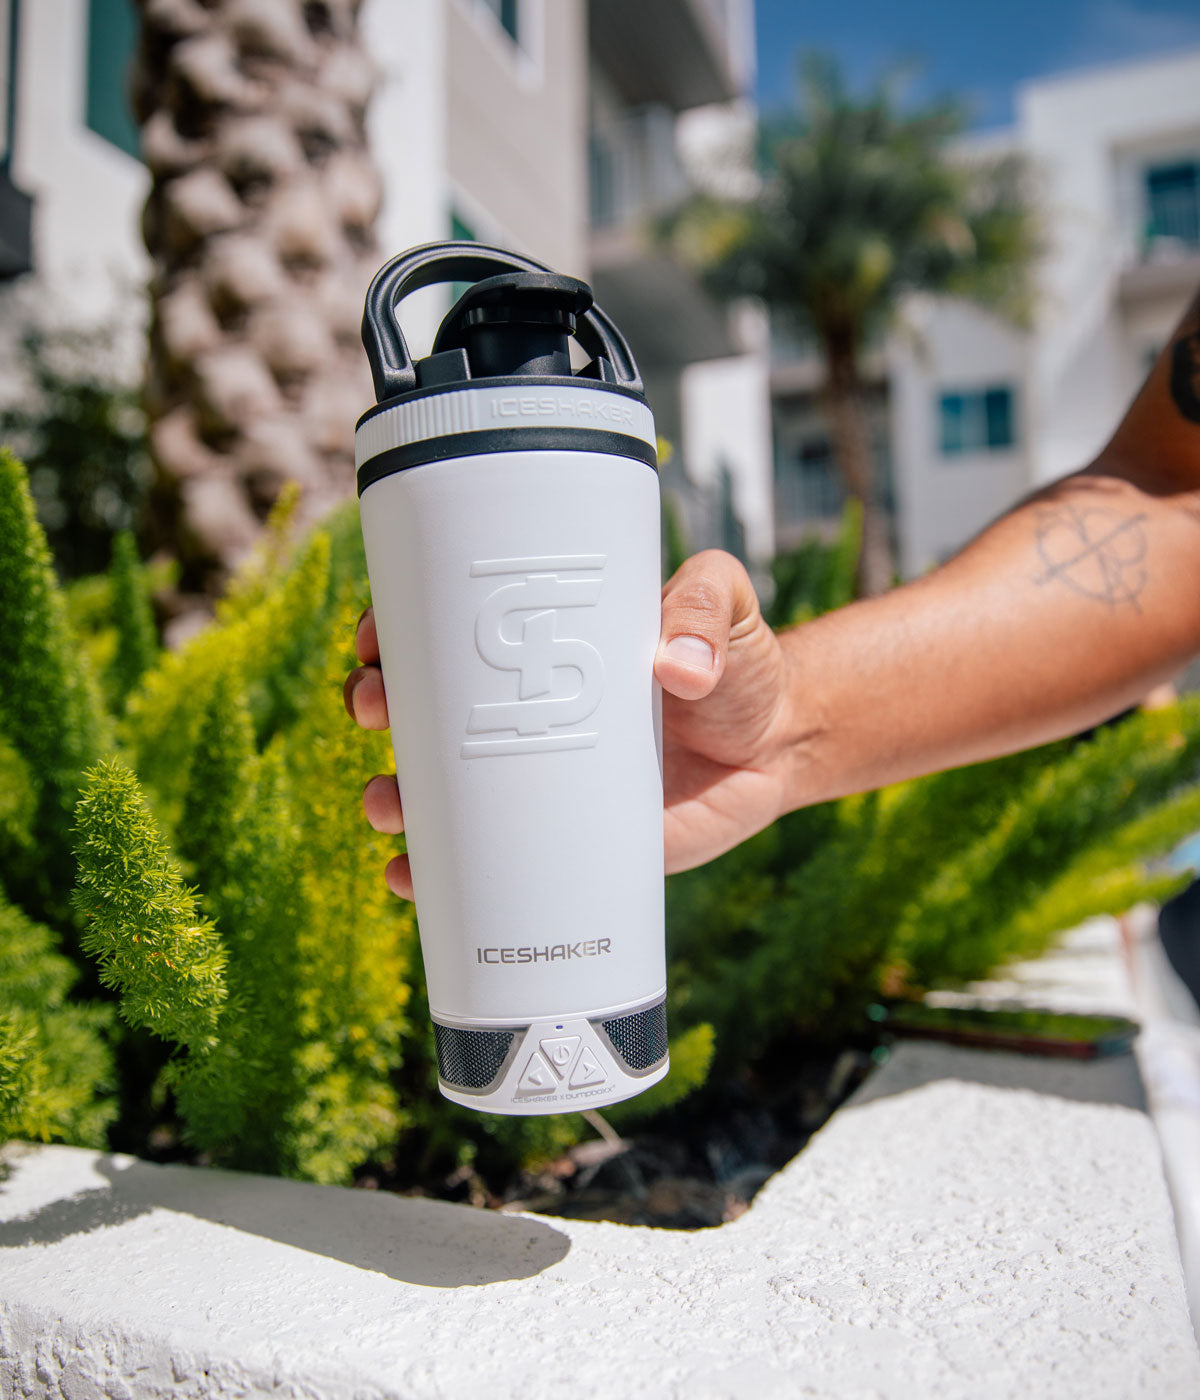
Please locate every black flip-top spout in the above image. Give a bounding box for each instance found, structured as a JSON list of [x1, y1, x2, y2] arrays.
[[433, 272, 592, 381], [361, 241, 644, 403]]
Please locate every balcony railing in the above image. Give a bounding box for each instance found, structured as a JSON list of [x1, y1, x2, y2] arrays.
[[774, 450, 844, 525], [773, 431, 895, 534]]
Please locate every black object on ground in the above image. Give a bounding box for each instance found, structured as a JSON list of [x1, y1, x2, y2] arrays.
[[1157, 877, 1200, 1015]]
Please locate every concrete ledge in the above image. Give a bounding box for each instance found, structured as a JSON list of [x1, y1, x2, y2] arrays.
[[4, 1048, 1199, 1400]]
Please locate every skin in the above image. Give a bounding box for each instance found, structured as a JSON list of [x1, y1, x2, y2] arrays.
[[346, 290, 1200, 902]]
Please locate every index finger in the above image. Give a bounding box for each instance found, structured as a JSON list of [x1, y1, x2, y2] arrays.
[[355, 608, 379, 665]]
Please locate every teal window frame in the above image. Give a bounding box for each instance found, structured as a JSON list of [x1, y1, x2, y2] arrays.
[[86, 0, 139, 158], [938, 386, 1016, 457], [449, 210, 478, 305], [1146, 160, 1200, 249], [480, 0, 520, 45]]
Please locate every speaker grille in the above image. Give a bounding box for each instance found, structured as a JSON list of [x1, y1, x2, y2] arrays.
[[601, 1002, 668, 1072], [434, 1024, 514, 1090]]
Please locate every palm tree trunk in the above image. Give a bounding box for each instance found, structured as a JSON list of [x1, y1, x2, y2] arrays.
[[131, 0, 381, 603], [821, 331, 895, 596]]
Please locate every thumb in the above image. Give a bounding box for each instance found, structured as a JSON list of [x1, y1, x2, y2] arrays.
[[655, 550, 758, 702]]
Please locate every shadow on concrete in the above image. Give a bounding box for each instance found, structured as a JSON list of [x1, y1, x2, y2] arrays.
[[0, 1155, 571, 1287], [853, 1040, 1147, 1112]]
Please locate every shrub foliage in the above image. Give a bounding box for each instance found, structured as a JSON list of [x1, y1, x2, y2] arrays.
[[0, 449, 110, 925], [4, 450, 1200, 1187]]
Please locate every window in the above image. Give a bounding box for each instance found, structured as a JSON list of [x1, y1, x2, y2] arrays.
[[1146, 160, 1200, 249], [448, 210, 478, 304], [938, 387, 1016, 456], [589, 132, 615, 228], [774, 435, 844, 522], [480, 0, 520, 45], [86, 0, 139, 158], [450, 211, 477, 243]]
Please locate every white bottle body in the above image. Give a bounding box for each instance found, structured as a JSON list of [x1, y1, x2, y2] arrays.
[[359, 445, 666, 1112]]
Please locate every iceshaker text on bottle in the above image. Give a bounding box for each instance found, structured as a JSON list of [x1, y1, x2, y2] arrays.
[[356, 242, 667, 1114]]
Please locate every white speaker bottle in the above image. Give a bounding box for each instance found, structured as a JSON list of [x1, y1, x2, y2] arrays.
[[357, 243, 667, 1115]]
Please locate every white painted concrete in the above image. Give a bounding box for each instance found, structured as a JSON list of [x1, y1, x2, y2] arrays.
[[3, 1047, 1197, 1399]]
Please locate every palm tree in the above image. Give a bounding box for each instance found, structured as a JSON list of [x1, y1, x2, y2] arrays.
[[669, 57, 1039, 595], [131, 0, 381, 599]]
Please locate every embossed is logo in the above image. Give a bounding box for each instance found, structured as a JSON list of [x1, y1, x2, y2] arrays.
[[462, 555, 606, 757]]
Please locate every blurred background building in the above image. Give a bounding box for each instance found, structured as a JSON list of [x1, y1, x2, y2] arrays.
[[0, 0, 771, 570], [772, 46, 1200, 578], [2, 2, 1199, 584], [0, 0, 148, 328]]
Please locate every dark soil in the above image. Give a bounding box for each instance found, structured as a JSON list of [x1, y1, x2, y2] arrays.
[[359, 1034, 885, 1230]]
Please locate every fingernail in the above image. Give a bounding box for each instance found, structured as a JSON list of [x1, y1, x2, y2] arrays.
[[664, 635, 715, 671]]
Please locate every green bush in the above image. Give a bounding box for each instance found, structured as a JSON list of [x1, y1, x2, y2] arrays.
[[58, 482, 712, 1182], [664, 713, 1199, 1072], [108, 530, 158, 709], [0, 893, 115, 1145], [6, 444, 1200, 1192], [766, 499, 862, 627], [0, 448, 111, 926]]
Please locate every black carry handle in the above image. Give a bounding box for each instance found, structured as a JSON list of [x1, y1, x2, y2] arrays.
[[362, 241, 643, 402]]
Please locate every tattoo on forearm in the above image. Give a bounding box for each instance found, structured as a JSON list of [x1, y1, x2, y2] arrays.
[[1033, 503, 1147, 611]]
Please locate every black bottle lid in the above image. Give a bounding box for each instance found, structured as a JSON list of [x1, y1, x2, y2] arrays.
[[361, 241, 645, 403], [431, 272, 592, 381]]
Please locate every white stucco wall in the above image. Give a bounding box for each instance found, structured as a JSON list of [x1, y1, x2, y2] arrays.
[[885, 49, 1200, 575], [1018, 49, 1200, 485], [445, 0, 587, 278], [7, 0, 148, 329], [681, 343, 774, 565], [890, 297, 1030, 576], [361, 0, 449, 360]]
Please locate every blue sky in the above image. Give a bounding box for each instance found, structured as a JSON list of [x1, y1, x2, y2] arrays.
[[755, 0, 1200, 128]]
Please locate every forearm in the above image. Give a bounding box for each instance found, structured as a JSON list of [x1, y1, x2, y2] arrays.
[[778, 295, 1200, 809]]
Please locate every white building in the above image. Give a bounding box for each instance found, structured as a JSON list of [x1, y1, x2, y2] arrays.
[[1, 0, 772, 573], [774, 48, 1200, 580], [0, 0, 148, 345]]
